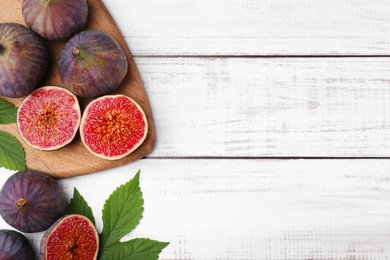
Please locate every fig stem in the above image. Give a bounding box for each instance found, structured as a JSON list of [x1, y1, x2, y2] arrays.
[[16, 198, 27, 209], [72, 47, 80, 56]]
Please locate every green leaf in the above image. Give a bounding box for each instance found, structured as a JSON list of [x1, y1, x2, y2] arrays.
[[100, 171, 144, 248], [99, 238, 169, 260], [0, 131, 26, 171], [0, 99, 17, 124], [67, 187, 96, 225]]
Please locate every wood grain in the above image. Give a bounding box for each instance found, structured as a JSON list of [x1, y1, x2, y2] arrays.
[[104, 0, 390, 56], [0, 0, 156, 177], [1, 159, 389, 259], [135, 57, 390, 157]]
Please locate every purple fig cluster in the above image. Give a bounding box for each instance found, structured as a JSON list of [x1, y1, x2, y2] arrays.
[[0, 0, 89, 98], [0, 170, 100, 259], [0, 171, 67, 258], [1, 0, 128, 100]]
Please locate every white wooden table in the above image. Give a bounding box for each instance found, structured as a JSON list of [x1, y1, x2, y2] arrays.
[[2, 0, 390, 259]]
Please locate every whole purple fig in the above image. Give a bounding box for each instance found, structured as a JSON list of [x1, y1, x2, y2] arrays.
[[22, 0, 88, 41], [59, 30, 128, 98], [0, 23, 48, 98], [0, 170, 67, 233], [0, 230, 35, 259]]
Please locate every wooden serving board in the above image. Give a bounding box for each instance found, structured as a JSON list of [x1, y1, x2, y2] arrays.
[[0, 0, 156, 178]]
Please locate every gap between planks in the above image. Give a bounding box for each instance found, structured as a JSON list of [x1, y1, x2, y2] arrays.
[[145, 156, 390, 160], [134, 55, 390, 59]]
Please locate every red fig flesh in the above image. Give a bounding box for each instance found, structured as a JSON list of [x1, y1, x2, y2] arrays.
[[17, 86, 81, 150], [40, 214, 99, 260], [80, 95, 148, 160]]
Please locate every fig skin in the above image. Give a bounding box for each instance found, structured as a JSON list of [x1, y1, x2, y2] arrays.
[[0, 170, 67, 233], [59, 30, 128, 98], [22, 0, 88, 41], [40, 214, 99, 260], [0, 230, 35, 260], [0, 23, 49, 98]]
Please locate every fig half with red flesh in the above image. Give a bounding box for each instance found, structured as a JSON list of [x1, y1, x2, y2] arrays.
[[17, 86, 81, 150], [80, 95, 148, 160], [22, 0, 88, 41], [40, 214, 99, 260]]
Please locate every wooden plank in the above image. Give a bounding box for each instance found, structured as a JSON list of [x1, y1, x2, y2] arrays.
[[0, 0, 156, 177], [104, 0, 390, 56], [136, 57, 390, 157], [1, 159, 389, 259]]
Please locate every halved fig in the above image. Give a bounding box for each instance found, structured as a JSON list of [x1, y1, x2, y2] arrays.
[[80, 95, 148, 160], [17, 86, 81, 150], [22, 0, 88, 41], [40, 214, 99, 260]]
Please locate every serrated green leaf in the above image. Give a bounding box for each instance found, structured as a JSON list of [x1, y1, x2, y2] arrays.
[[99, 238, 169, 260], [0, 99, 17, 124], [0, 131, 26, 171], [67, 187, 96, 225], [101, 171, 144, 248]]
